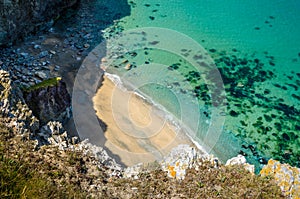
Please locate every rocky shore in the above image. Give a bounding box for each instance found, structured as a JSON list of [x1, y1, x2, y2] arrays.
[[0, 1, 299, 198], [0, 0, 79, 46]]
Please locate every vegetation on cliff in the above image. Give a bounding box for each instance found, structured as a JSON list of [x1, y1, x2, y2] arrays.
[[0, 118, 284, 198], [22, 77, 62, 92]]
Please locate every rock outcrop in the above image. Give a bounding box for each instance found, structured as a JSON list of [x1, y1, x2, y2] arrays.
[[161, 145, 220, 180], [0, 69, 122, 176], [161, 145, 201, 180], [0, 0, 78, 46], [24, 80, 71, 125], [225, 154, 255, 174], [0, 70, 39, 134], [260, 159, 300, 199]]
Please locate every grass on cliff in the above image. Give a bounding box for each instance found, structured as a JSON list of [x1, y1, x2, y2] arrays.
[[0, 119, 85, 198], [0, 118, 284, 198], [22, 77, 61, 92], [112, 162, 284, 199]]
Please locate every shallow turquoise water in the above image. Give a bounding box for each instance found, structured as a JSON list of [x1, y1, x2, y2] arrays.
[[102, 0, 300, 170]]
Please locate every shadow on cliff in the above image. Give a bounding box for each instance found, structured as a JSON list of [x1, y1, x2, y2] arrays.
[[60, 0, 131, 167]]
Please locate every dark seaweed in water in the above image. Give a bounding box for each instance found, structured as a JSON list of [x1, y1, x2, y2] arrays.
[[229, 110, 239, 117], [149, 16, 155, 20], [292, 94, 300, 101], [168, 63, 180, 70], [263, 114, 272, 122], [286, 83, 298, 91], [282, 133, 290, 141], [211, 50, 300, 168]]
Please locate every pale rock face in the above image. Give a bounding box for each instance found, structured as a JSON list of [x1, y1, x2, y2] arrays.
[[260, 159, 300, 199], [75, 139, 123, 173], [35, 71, 48, 80], [124, 163, 143, 179], [161, 144, 200, 180], [0, 70, 39, 134], [0, 69, 122, 176], [226, 154, 247, 165], [225, 155, 255, 174]]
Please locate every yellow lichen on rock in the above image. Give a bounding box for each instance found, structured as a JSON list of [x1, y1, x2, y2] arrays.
[[168, 165, 176, 178], [260, 159, 300, 199]]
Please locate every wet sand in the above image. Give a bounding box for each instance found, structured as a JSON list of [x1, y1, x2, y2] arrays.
[[92, 75, 197, 166]]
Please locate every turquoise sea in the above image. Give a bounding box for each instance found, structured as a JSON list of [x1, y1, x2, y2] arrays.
[[99, 0, 300, 170]]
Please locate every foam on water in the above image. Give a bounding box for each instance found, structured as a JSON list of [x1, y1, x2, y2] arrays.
[[104, 71, 211, 157]]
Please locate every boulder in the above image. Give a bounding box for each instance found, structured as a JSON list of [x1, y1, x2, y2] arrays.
[[260, 159, 300, 199], [161, 144, 200, 180], [225, 155, 255, 174]]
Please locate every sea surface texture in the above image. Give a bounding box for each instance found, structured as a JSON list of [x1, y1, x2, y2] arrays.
[[100, 0, 300, 170]]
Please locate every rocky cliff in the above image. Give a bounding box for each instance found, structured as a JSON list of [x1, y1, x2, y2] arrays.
[[24, 79, 71, 125], [1, 65, 299, 198], [0, 0, 77, 46]]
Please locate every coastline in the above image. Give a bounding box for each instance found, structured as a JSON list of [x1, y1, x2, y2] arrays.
[[92, 74, 207, 166]]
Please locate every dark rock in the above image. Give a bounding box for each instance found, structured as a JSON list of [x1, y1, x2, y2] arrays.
[[239, 150, 247, 156], [168, 63, 180, 70], [269, 61, 275, 66], [0, 0, 78, 46], [240, 120, 247, 126], [259, 157, 268, 164], [149, 16, 155, 20], [292, 94, 300, 101], [263, 114, 272, 122], [149, 41, 159, 45], [229, 110, 239, 117], [264, 89, 271, 94], [20, 52, 29, 58], [24, 80, 71, 125], [282, 133, 290, 141], [274, 122, 282, 131], [273, 83, 281, 88], [286, 83, 298, 91]]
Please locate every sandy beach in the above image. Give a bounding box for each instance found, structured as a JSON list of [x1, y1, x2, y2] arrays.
[[92, 75, 197, 166]]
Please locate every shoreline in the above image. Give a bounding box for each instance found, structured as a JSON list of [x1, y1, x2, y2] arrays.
[[92, 74, 207, 166], [104, 72, 211, 157]]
